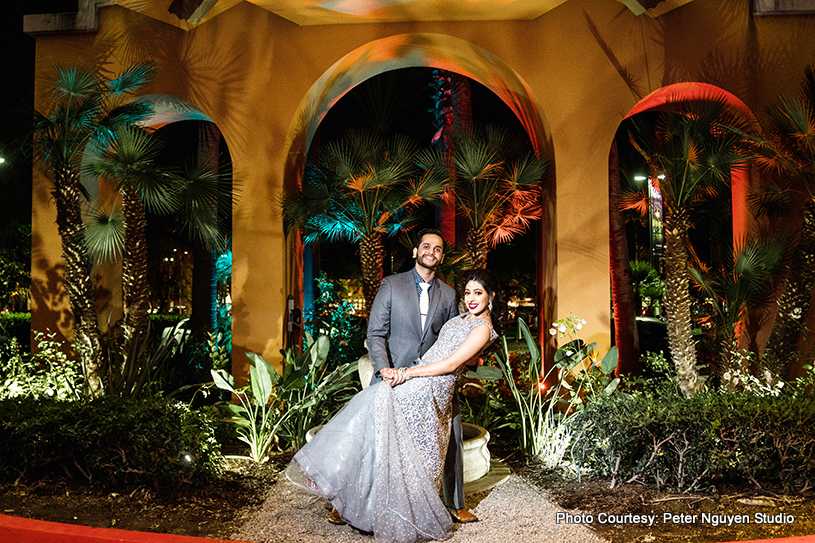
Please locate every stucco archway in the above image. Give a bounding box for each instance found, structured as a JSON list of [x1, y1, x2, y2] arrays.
[[281, 33, 556, 350], [81, 94, 231, 336], [609, 83, 761, 373]]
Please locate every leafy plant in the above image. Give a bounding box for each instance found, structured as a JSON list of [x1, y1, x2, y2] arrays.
[[549, 315, 620, 409], [211, 333, 358, 462], [0, 331, 84, 400], [493, 316, 620, 469], [0, 396, 222, 486], [459, 363, 510, 433], [276, 334, 360, 450], [629, 260, 665, 315], [99, 320, 186, 398], [570, 390, 815, 492], [211, 352, 286, 464]]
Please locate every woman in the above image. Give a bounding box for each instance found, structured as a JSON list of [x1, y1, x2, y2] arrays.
[[287, 269, 504, 543]]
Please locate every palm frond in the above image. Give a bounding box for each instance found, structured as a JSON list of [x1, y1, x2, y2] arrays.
[[52, 66, 97, 101], [453, 137, 500, 183], [84, 204, 125, 263], [107, 61, 158, 97], [172, 159, 235, 251], [85, 125, 175, 214], [505, 153, 548, 187], [619, 187, 650, 216], [748, 185, 793, 221]]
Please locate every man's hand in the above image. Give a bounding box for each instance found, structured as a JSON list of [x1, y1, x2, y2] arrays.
[[380, 367, 407, 387]]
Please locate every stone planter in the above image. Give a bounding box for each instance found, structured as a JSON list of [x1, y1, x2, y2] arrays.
[[461, 422, 490, 483], [306, 421, 491, 484]]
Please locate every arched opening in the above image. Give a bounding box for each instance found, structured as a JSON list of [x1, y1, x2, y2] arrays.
[[282, 33, 555, 355], [609, 83, 760, 375], [82, 95, 234, 385]]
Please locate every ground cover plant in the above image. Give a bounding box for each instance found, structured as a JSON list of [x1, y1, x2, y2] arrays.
[[0, 318, 815, 542], [0, 396, 222, 486]]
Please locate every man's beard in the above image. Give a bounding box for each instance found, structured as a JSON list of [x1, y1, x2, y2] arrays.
[[416, 254, 439, 271]]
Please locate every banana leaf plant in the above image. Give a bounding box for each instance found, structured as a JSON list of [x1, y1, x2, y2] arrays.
[[211, 333, 358, 462]]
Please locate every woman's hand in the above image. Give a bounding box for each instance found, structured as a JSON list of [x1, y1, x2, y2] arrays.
[[380, 367, 407, 387]]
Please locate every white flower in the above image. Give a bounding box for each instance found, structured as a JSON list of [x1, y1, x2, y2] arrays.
[[575, 323, 583, 331], [581, 319, 586, 325], [791, 307, 803, 319], [558, 324, 567, 333], [549, 327, 557, 336], [565, 350, 574, 356], [722, 371, 732, 382]]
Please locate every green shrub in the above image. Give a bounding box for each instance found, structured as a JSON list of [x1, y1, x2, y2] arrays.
[[570, 391, 815, 492], [0, 397, 223, 486], [0, 332, 84, 400], [0, 312, 30, 351]]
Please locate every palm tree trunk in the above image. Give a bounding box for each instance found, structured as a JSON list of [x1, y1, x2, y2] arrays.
[[360, 231, 384, 314], [121, 188, 150, 361], [764, 199, 815, 379], [662, 206, 703, 398], [718, 331, 739, 388], [465, 227, 488, 269], [53, 166, 104, 395], [608, 140, 641, 375]]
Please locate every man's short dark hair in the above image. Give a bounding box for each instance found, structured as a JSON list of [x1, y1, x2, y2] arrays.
[[415, 227, 445, 250]]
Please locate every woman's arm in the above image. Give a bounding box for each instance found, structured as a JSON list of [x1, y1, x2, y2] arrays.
[[406, 323, 491, 379]]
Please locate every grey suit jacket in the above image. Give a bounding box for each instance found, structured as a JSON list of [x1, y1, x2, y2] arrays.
[[367, 270, 458, 383]]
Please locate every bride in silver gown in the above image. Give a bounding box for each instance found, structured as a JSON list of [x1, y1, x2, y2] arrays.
[[287, 269, 504, 543]]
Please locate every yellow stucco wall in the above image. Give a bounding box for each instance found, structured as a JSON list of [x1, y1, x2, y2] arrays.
[[30, 0, 815, 378]]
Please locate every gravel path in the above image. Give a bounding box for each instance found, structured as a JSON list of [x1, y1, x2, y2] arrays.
[[234, 473, 609, 543]]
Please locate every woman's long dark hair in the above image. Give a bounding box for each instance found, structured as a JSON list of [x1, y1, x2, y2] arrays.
[[461, 268, 506, 337]]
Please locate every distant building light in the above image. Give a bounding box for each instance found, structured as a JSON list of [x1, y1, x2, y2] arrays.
[[633, 175, 647, 182]]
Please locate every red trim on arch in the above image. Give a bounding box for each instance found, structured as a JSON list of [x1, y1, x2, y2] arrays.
[[624, 82, 755, 120]]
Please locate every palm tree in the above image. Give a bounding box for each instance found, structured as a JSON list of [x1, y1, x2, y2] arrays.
[[688, 237, 785, 380], [749, 66, 815, 378], [283, 128, 446, 311], [86, 133, 234, 347], [30, 63, 157, 395], [625, 98, 751, 398], [443, 125, 548, 268], [84, 125, 168, 366]]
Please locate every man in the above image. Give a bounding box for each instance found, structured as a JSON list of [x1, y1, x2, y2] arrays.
[[363, 227, 478, 524]]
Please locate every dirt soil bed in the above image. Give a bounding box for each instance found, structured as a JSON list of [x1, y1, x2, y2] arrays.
[[2, 443, 815, 542], [512, 454, 815, 543]]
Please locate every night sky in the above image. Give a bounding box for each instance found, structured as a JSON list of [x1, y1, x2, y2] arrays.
[[0, 1, 78, 228]]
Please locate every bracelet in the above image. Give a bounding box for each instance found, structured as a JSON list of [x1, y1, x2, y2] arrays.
[[399, 367, 411, 381]]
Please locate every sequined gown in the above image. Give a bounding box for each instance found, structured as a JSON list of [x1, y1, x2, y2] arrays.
[[289, 314, 496, 543]]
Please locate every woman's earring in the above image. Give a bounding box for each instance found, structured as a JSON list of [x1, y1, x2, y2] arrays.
[[488, 299, 493, 311]]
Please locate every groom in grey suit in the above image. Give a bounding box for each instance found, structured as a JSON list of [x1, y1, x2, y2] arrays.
[[366, 227, 478, 524]]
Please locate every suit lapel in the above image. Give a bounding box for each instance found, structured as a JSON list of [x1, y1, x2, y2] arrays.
[[421, 276, 443, 339], [403, 271, 423, 337]]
